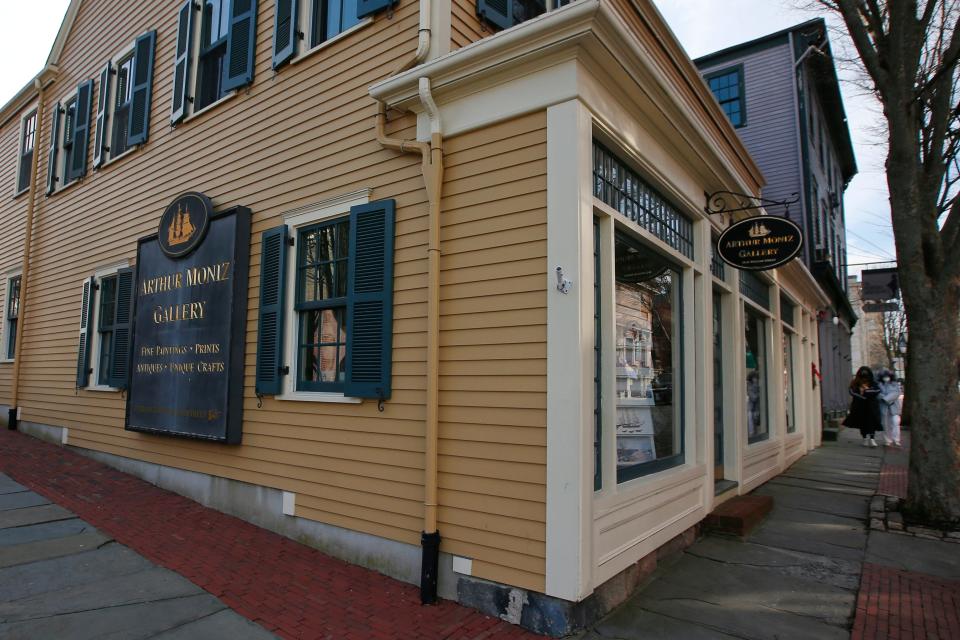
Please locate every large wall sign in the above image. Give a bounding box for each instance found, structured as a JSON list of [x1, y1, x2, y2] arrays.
[[717, 216, 803, 271], [126, 197, 250, 443]]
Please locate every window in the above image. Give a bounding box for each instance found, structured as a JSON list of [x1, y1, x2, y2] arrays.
[[256, 196, 395, 402], [171, 0, 258, 123], [77, 267, 133, 389], [272, 0, 399, 68], [613, 232, 684, 481], [295, 218, 350, 391], [593, 141, 694, 259], [15, 111, 37, 194], [705, 66, 746, 127], [593, 219, 602, 491], [475, 0, 571, 31], [744, 308, 768, 443], [3, 275, 22, 361], [93, 30, 158, 169], [783, 331, 796, 434], [45, 80, 93, 194]]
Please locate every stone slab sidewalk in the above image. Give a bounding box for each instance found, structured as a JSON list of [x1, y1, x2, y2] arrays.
[[0, 429, 540, 640], [578, 428, 960, 640], [0, 472, 276, 640]]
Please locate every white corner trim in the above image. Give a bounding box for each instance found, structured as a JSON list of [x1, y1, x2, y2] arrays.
[[545, 99, 594, 602], [61, 427, 69, 445], [452, 556, 473, 576], [282, 491, 296, 516]]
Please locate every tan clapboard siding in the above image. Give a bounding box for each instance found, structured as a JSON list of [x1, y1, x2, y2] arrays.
[[451, 0, 486, 50], [0, 107, 29, 405], [21, 0, 434, 545], [14, 0, 549, 596], [436, 111, 547, 592]]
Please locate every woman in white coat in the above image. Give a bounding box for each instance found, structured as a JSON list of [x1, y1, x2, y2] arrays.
[[876, 368, 902, 447]]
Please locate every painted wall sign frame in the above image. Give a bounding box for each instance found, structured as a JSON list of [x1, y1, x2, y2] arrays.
[[716, 216, 803, 271], [125, 200, 251, 444]]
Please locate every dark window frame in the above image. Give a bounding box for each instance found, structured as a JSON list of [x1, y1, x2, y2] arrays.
[[5, 275, 21, 361], [16, 111, 37, 195], [613, 229, 687, 484], [96, 274, 119, 386], [310, 0, 362, 48], [705, 64, 746, 128], [294, 216, 350, 392], [195, 0, 232, 111], [744, 305, 770, 445], [61, 96, 78, 185]]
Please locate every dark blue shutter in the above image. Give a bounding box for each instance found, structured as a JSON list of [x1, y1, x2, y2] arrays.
[[272, 0, 298, 68], [107, 267, 134, 389], [46, 102, 61, 195], [223, 0, 258, 91], [171, 0, 194, 125], [76, 277, 95, 388], [345, 200, 395, 400], [256, 225, 288, 395], [127, 30, 156, 146], [357, 0, 397, 19], [68, 80, 93, 181], [476, 0, 512, 30], [93, 62, 111, 169]]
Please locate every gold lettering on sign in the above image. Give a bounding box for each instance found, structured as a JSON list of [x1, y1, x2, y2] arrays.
[[185, 262, 230, 286], [152, 302, 207, 324]]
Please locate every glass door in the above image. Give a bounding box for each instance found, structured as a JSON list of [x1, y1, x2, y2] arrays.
[[713, 291, 724, 479]]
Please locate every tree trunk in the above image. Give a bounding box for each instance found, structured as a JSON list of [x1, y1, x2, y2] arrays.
[[903, 302, 960, 525]]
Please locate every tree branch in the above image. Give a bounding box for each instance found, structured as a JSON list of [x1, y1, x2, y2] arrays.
[[826, 0, 890, 92]]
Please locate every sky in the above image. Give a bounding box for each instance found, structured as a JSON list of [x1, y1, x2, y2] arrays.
[[0, 1, 897, 279]]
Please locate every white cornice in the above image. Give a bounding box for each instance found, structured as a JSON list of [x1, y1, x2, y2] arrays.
[[369, 0, 764, 198]]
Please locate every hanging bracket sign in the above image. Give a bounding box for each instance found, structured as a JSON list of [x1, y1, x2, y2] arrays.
[[716, 216, 803, 271]]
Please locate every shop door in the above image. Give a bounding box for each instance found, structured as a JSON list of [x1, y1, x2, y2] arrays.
[[713, 292, 724, 480]]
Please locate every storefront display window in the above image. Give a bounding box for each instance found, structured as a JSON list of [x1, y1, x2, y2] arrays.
[[614, 232, 683, 482], [783, 332, 796, 433], [745, 309, 768, 443]]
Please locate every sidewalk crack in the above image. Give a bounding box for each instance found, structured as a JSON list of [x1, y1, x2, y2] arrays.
[[0, 593, 221, 624], [145, 608, 226, 638]]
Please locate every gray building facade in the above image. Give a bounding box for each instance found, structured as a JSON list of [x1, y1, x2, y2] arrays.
[[696, 18, 858, 419]]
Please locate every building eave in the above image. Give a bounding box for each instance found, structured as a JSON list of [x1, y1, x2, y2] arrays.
[[370, 0, 765, 197]]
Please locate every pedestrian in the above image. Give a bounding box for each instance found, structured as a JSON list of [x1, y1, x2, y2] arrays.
[[876, 368, 902, 447], [843, 366, 882, 447]]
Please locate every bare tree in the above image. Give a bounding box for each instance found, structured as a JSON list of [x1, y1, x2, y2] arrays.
[[880, 302, 907, 372], [817, 0, 960, 524]]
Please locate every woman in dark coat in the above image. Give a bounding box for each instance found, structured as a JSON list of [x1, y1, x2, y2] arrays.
[[844, 366, 882, 447]]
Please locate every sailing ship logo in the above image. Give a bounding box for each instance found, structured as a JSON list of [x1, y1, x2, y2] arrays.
[[167, 204, 197, 246], [748, 220, 771, 239]]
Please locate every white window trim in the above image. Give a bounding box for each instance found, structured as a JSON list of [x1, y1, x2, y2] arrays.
[[289, 16, 374, 66], [276, 188, 371, 403], [0, 270, 23, 364], [13, 107, 38, 197], [85, 261, 129, 391], [99, 42, 137, 169]]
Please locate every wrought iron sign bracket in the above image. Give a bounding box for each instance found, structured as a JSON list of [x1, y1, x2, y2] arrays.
[[705, 190, 800, 217]]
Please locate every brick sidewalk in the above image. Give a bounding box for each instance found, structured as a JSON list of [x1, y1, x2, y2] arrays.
[[852, 563, 960, 640], [853, 431, 960, 640], [0, 429, 541, 640]]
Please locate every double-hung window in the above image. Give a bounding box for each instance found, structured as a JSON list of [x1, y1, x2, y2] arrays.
[[705, 65, 746, 128], [45, 80, 93, 194], [76, 267, 134, 390], [256, 194, 395, 403], [295, 219, 350, 391], [271, 0, 395, 68], [15, 111, 37, 195], [92, 31, 157, 169], [171, 0, 259, 123], [3, 275, 22, 362], [475, 0, 572, 31]]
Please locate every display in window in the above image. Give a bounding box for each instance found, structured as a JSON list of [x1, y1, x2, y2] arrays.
[[613, 234, 683, 480], [745, 310, 768, 442]]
